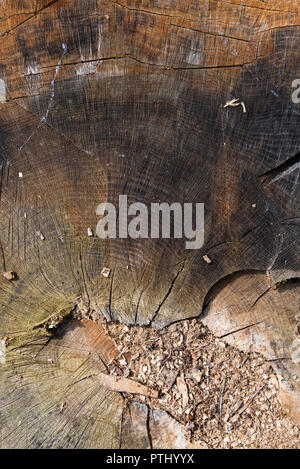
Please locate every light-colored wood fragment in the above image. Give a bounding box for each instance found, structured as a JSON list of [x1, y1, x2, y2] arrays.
[[97, 372, 158, 398], [101, 267, 111, 278], [2, 271, 15, 280], [203, 255, 212, 264], [36, 231, 45, 240], [177, 373, 189, 408], [224, 97, 240, 107]]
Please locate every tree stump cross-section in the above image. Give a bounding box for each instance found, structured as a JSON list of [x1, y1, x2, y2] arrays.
[[0, 0, 299, 448]]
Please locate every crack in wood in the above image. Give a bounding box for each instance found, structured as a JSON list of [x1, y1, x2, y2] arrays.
[[170, 22, 250, 43], [250, 287, 272, 309], [134, 289, 144, 325], [240, 225, 260, 240], [146, 407, 153, 450], [0, 0, 60, 39], [217, 321, 264, 339], [108, 270, 115, 321], [150, 260, 186, 326], [260, 151, 300, 186]]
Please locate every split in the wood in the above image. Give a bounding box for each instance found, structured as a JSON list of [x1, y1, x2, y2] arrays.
[[259, 150, 300, 186]]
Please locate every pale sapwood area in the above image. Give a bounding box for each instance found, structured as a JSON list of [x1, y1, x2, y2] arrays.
[[0, 0, 299, 449]]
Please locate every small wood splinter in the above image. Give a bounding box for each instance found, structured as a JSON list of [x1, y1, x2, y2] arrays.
[[36, 231, 45, 240], [101, 267, 111, 278], [224, 98, 246, 113], [203, 255, 212, 264], [60, 401, 66, 411]]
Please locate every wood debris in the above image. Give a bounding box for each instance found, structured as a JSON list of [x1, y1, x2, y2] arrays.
[[101, 267, 111, 278], [224, 97, 246, 113], [241, 102, 247, 113], [231, 385, 266, 423], [189, 368, 202, 383], [60, 401, 66, 412], [45, 313, 65, 331], [229, 399, 243, 420], [36, 231, 45, 240], [219, 377, 227, 420], [203, 255, 212, 264], [97, 372, 158, 398], [224, 97, 240, 107], [177, 373, 189, 409], [96, 318, 300, 449], [2, 271, 16, 280]]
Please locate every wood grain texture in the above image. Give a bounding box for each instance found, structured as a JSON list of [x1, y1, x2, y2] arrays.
[[0, 0, 299, 447]]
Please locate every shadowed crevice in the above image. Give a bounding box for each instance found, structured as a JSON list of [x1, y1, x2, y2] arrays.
[[259, 151, 300, 186]]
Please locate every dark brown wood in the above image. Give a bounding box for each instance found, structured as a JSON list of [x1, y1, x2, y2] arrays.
[[0, 0, 299, 448]]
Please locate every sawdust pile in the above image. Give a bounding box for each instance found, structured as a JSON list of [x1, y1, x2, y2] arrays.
[[103, 318, 299, 449]]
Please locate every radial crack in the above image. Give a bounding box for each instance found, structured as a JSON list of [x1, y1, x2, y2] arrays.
[[146, 407, 153, 449], [218, 321, 264, 339], [150, 260, 186, 325], [250, 287, 272, 309], [259, 151, 300, 186]]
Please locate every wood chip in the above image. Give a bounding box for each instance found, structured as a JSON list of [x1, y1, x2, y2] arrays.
[[219, 377, 227, 420], [224, 98, 240, 108], [229, 399, 243, 419], [203, 255, 212, 264], [231, 384, 266, 422], [177, 373, 189, 409], [97, 372, 158, 398], [189, 368, 202, 383], [241, 101, 247, 113], [101, 267, 111, 278], [224, 98, 246, 113], [2, 271, 16, 280], [119, 356, 127, 366], [36, 231, 45, 240], [60, 401, 66, 411]]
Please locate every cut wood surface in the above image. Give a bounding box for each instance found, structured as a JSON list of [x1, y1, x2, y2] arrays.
[[0, 0, 299, 448]]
